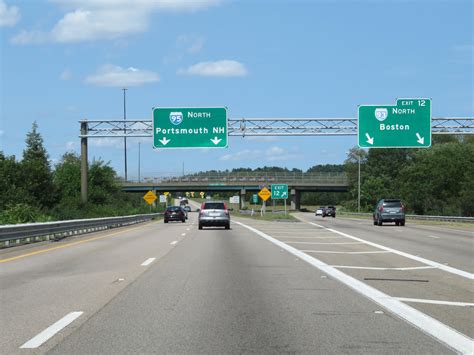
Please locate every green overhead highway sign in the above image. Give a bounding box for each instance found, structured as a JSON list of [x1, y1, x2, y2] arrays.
[[271, 184, 288, 199], [358, 98, 431, 148], [153, 107, 227, 148]]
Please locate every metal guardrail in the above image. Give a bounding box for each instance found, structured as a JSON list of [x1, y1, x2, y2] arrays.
[[0, 213, 162, 248], [340, 212, 474, 223]]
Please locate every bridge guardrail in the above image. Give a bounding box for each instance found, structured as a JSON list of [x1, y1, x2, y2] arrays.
[[0, 213, 162, 248], [339, 212, 474, 223]]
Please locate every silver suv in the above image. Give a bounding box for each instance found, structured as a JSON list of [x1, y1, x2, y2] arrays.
[[373, 199, 406, 226], [198, 201, 230, 230]]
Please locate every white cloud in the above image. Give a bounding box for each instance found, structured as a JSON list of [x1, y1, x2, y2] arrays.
[[12, 0, 221, 44], [0, 0, 20, 27], [10, 29, 48, 44], [60, 69, 73, 80], [0, 129, 4, 136], [177, 34, 204, 54], [178, 59, 247, 77], [219, 149, 261, 161], [65, 141, 79, 150], [179, 60, 248, 77], [89, 137, 123, 148], [84, 64, 160, 87]]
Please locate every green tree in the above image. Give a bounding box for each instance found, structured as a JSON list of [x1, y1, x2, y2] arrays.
[[20, 122, 57, 209], [0, 152, 24, 211], [54, 152, 82, 202]]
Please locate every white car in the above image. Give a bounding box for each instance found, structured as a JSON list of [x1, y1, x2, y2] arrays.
[[315, 207, 325, 216]]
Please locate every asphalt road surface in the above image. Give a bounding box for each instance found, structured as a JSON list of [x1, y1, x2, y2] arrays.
[[1, 209, 472, 354]]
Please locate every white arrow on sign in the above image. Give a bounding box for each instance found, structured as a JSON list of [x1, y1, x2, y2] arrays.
[[281, 192, 288, 198], [365, 133, 374, 145], [210, 137, 222, 145], [159, 137, 170, 146], [416, 133, 424, 145]]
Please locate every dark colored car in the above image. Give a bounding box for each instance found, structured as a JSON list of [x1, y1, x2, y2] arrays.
[[323, 206, 336, 218], [164, 206, 186, 223], [373, 199, 406, 226], [198, 201, 230, 230]]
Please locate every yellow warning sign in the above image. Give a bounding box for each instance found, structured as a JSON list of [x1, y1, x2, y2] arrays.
[[258, 187, 271, 201], [163, 191, 170, 196], [143, 191, 157, 205]]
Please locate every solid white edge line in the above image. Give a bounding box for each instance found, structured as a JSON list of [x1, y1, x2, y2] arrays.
[[332, 265, 436, 271], [141, 257, 156, 266], [395, 298, 474, 307], [309, 222, 474, 280], [235, 221, 474, 354], [20, 311, 83, 349], [170, 241, 178, 245]]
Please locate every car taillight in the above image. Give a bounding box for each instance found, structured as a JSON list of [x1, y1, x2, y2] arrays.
[[224, 203, 229, 215], [401, 204, 405, 212], [379, 206, 384, 212]]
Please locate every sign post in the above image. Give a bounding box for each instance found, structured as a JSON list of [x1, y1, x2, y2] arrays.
[[258, 187, 271, 216], [153, 107, 227, 149], [358, 98, 431, 148], [271, 184, 289, 215]]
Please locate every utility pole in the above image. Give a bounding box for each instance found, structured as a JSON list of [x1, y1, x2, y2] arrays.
[[123, 88, 128, 181]]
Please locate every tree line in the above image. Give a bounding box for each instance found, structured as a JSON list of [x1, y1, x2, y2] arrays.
[[1, 123, 472, 224], [0, 123, 159, 224]]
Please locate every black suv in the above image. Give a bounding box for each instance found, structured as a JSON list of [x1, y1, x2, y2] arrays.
[[323, 206, 336, 218], [373, 199, 405, 226]]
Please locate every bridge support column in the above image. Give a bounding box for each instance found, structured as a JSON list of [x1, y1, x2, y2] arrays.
[[240, 189, 246, 210], [290, 189, 300, 210]]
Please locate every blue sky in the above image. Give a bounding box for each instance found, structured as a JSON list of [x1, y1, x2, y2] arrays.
[[1, 0, 472, 180]]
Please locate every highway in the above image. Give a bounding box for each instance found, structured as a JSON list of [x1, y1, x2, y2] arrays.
[[1, 206, 472, 354]]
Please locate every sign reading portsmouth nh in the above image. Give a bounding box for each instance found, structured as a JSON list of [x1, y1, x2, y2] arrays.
[[358, 98, 431, 148], [153, 107, 227, 148]]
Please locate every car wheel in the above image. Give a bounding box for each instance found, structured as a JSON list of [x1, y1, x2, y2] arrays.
[[400, 220, 405, 226], [395, 221, 400, 226], [198, 224, 203, 230], [225, 223, 230, 230], [377, 218, 383, 226], [182, 219, 185, 223], [164, 220, 168, 223], [373, 219, 377, 225], [332, 215, 336, 218]]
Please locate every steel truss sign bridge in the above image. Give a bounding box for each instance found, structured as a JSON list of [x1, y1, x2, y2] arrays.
[[80, 117, 474, 138]]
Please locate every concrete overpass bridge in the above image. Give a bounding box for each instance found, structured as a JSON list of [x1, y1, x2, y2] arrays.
[[121, 172, 349, 210]]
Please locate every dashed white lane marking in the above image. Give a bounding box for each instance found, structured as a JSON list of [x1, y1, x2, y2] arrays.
[[283, 241, 363, 245], [141, 258, 156, 266], [235, 221, 473, 354], [20, 312, 83, 348], [181, 233, 186, 236], [427, 235, 441, 239], [301, 250, 391, 254], [170, 241, 178, 245], [395, 298, 474, 307], [309, 222, 474, 280], [186, 228, 190, 231], [332, 265, 436, 271]]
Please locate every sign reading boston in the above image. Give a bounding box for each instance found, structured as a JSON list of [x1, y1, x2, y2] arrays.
[[358, 98, 431, 148], [153, 107, 227, 148]]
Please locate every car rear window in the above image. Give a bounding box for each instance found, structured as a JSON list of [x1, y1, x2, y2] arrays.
[[167, 206, 182, 212], [203, 203, 225, 210], [383, 201, 402, 208]]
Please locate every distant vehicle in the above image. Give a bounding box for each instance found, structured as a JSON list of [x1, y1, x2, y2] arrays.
[[373, 199, 405, 226], [315, 207, 325, 216], [198, 201, 230, 230], [323, 206, 336, 218], [184, 205, 191, 212], [180, 199, 189, 206], [164, 206, 186, 223]]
